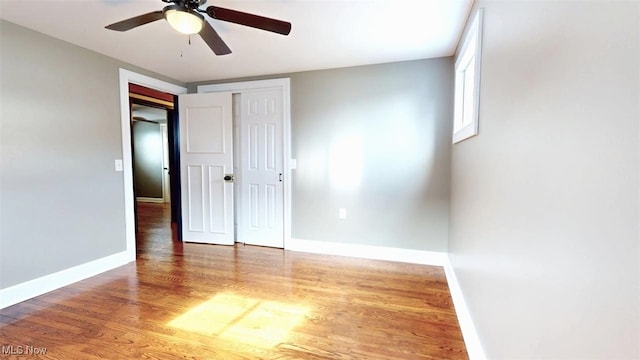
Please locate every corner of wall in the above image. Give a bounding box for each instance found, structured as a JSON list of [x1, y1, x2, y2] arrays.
[[443, 256, 486, 360]]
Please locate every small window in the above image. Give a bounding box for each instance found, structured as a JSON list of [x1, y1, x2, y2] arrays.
[[453, 9, 483, 144]]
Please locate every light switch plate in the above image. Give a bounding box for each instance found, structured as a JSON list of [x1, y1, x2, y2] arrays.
[[290, 159, 297, 170], [339, 208, 347, 219], [115, 159, 123, 172]]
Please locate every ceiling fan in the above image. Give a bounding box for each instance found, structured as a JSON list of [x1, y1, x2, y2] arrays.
[[105, 0, 291, 56]]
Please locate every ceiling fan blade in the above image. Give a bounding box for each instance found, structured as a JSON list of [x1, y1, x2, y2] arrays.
[[105, 11, 164, 31], [199, 21, 232, 55], [206, 6, 291, 36]]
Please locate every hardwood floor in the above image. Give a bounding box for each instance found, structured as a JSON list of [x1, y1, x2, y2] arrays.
[[0, 202, 468, 359]]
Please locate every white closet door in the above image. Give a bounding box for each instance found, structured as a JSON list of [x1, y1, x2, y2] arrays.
[[179, 92, 234, 245]]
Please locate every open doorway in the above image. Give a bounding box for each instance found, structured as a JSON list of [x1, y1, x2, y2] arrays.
[[128, 83, 182, 250], [118, 69, 187, 261]]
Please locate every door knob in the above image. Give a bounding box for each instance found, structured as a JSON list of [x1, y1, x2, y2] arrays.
[[224, 174, 234, 182]]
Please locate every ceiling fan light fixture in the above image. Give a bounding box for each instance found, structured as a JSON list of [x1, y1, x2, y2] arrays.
[[163, 6, 204, 35], [106, 2, 291, 56]]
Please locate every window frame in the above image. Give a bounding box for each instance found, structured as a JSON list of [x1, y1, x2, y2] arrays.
[[453, 9, 484, 144]]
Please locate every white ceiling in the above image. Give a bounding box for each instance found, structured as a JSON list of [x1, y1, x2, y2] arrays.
[[132, 104, 168, 122], [0, 0, 473, 83]]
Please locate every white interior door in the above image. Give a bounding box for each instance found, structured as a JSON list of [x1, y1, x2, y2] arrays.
[[238, 89, 284, 248], [179, 92, 234, 245]]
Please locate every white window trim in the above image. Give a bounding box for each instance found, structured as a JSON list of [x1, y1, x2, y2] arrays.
[[453, 8, 483, 144]]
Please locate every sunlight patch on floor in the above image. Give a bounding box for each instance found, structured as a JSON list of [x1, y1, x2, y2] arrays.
[[167, 292, 310, 348]]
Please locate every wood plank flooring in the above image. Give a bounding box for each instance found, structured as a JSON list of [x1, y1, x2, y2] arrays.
[[0, 202, 468, 359]]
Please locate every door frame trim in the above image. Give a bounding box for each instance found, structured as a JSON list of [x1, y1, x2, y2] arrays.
[[119, 69, 187, 260], [197, 78, 292, 249], [160, 123, 171, 203]]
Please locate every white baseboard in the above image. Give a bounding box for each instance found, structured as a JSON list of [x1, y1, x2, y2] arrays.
[[444, 258, 486, 360], [0, 251, 132, 310], [286, 238, 448, 266], [136, 197, 164, 203]]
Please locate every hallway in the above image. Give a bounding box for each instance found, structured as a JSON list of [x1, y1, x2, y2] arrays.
[[135, 201, 179, 257]]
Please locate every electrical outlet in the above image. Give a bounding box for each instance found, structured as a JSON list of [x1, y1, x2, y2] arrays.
[[339, 208, 347, 219]]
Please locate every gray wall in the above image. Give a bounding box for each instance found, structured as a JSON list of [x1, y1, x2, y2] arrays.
[[0, 20, 183, 289], [192, 58, 454, 251], [133, 121, 163, 199], [449, 2, 640, 359]]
